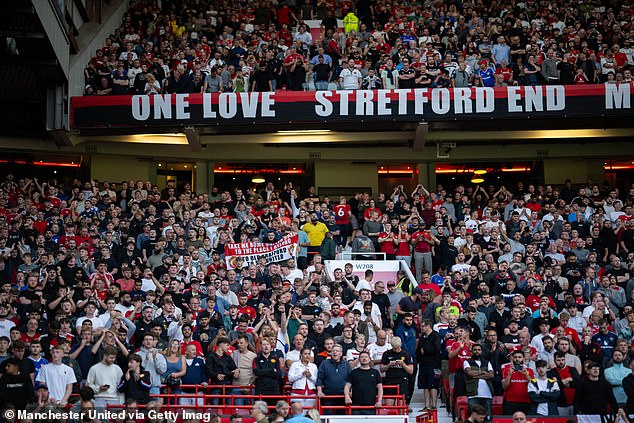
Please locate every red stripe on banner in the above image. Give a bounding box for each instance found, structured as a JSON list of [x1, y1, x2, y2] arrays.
[[70, 85, 609, 109]]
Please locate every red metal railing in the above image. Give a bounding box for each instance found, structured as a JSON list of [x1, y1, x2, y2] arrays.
[[100, 384, 408, 415]]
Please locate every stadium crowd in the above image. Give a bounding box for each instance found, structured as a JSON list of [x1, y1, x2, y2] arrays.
[[0, 173, 633, 422], [83, 0, 634, 95]]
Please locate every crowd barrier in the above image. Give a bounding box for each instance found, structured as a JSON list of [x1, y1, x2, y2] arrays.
[[493, 419, 574, 423], [97, 384, 409, 416]]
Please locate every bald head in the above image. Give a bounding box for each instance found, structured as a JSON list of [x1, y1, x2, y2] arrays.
[[291, 402, 303, 416]]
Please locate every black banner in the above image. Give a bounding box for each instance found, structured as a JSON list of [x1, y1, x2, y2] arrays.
[[71, 85, 633, 129]]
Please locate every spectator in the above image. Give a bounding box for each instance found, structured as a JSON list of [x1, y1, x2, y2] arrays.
[[144, 73, 161, 94], [86, 345, 124, 408], [204, 67, 224, 93], [231, 334, 256, 403], [547, 351, 580, 416], [417, 318, 441, 410], [345, 350, 382, 415], [253, 338, 283, 401], [502, 349, 534, 415], [288, 347, 318, 408], [574, 362, 620, 415], [117, 353, 151, 404], [317, 344, 351, 414], [339, 60, 362, 90], [207, 337, 240, 404], [604, 349, 631, 408], [179, 344, 208, 405], [286, 402, 314, 423], [527, 359, 560, 416], [464, 343, 494, 418], [137, 334, 167, 395], [381, 336, 414, 404], [34, 345, 76, 406], [250, 400, 270, 423], [0, 356, 35, 410]]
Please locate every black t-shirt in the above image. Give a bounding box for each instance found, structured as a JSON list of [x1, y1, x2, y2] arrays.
[[341, 340, 355, 355], [371, 292, 391, 325], [348, 367, 382, 405], [398, 68, 416, 88], [313, 63, 331, 82], [302, 303, 322, 330], [397, 296, 422, 314], [252, 69, 271, 92], [500, 332, 520, 346], [381, 349, 412, 381]]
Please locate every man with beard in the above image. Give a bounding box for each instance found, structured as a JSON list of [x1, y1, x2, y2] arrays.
[[464, 343, 494, 419], [395, 314, 418, 399], [604, 349, 631, 409], [481, 328, 507, 395], [501, 349, 534, 415], [547, 351, 580, 416]]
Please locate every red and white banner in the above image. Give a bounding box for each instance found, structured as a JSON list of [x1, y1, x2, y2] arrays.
[[224, 234, 298, 269]]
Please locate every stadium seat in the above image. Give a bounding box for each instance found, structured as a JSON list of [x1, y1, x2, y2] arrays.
[[492, 396, 504, 415], [455, 396, 468, 421]]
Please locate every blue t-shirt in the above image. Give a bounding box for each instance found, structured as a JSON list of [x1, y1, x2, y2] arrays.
[[479, 68, 495, 86]]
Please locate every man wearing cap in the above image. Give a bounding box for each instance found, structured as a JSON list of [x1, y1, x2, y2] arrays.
[[394, 288, 424, 326], [574, 361, 620, 415], [501, 348, 534, 415], [530, 318, 552, 354], [386, 280, 405, 321], [35, 345, 77, 406]]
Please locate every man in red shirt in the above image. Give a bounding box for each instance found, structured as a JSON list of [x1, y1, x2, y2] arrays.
[[333, 196, 352, 247], [417, 271, 441, 296], [447, 325, 475, 397], [411, 222, 440, 284], [547, 351, 580, 415], [550, 312, 580, 349], [501, 349, 534, 415], [237, 292, 257, 321]]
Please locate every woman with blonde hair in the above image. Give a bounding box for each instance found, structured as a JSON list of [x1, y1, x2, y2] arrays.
[[306, 408, 321, 422], [144, 73, 161, 94], [162, 340, 186, 400]]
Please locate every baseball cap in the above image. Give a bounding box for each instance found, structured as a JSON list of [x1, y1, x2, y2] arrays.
[[536, 318, 550, 326], [412, 287, 423, 295], [508, 346, 524, 357]]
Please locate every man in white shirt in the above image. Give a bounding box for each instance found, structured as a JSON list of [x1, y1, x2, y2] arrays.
[[0, 303, 15, 338], [463, 343, 494, 418], [367, 330, 390, 373], [339, 60, 362, 90], [35, 346, 77, 406], [354, 292, 382, 343], [75, 302, 104, 334]]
